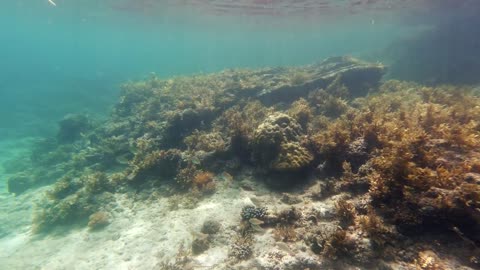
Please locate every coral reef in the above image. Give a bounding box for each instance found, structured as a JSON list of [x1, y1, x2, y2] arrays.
[[3, 57, 480, 269], [184, 131, 226, 153], [127, 148, 182, 183], [287, 98, 312, 129], [256, 56, 385, 104], [32, 171, 113, 233], [192, 171, 215, 188], [241, 206, 268, 221], [252, 112, 313, 173], [57, 113, 91, 143], [229, 237, 253, 261], [306, 81, 480, 267]]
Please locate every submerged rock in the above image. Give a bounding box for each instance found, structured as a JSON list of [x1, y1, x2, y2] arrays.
[[201, 219, 221, 235], [57, 113, 91, 143], [255, 56, 386, 105], [7, 174, 34, 195], [163, 108, 216, 147], [192, 235, 210, 254]]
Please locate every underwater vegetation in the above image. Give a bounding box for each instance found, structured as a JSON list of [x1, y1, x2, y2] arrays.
[[5, 56, 480, 268], [315, 82, 480, 237]]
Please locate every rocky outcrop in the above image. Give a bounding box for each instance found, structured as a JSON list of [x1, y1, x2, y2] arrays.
[[256, 56, 386, 105]]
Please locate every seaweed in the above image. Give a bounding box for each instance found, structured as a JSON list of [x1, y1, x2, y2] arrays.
[[214, 101, 273, 160], [32, 171, 113, 233], [3, 57, 478, 270], [273, 224, 297, 242], [287, 98, 312, 130], [313, 81, 480, 243], [321, 227, 351, 260], [155, 243, 193, 270], [32, 190, 95, 233], [335, 198, 356, 228]]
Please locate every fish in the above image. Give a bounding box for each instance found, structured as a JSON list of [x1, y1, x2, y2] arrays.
[[218, 172, 234, 188], [189, 230, 208, 240], [275, 242, 294, 255], [248, 218, 264, 225], [191, 156, 201, 165], [115, 153, 131, 165], [249, 218, 265, 232], [218, 172, 233, 182], [48, 0, 57, 6]]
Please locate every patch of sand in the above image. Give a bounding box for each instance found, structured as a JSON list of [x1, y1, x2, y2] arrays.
[[0, 185, 263, 269]]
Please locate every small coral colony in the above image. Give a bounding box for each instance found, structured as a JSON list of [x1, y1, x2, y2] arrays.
[[6, 56, 480, 268]]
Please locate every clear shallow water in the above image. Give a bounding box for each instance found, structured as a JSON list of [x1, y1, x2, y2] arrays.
[[3, 0, 476, 139], [1, 1, 480, 269]]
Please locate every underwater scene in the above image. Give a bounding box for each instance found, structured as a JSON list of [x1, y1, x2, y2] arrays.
[[1, 0, 480, 269]]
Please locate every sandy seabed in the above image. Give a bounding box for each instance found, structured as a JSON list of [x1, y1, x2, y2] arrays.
[[0, 138, 476, 270], [1, 170, 322, 270]]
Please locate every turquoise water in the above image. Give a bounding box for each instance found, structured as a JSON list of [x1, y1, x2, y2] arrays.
[[4, 1, 478, 140], [0, 1, 432, 139], [1, 1, 480, 269]]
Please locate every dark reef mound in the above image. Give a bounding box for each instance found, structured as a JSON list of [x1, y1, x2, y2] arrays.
[[225, 56, 386, 105], [57, 113, 92, 143], [4, 57, 480, 269]]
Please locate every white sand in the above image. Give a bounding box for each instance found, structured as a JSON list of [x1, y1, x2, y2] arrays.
[[0, 138, 274, 269], [0, 181, 279, 269]]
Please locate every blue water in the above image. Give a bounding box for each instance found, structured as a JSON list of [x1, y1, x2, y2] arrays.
[[0, 1, 478, 140], [0, 1, 417, 139], [1, 1, 480, 268]]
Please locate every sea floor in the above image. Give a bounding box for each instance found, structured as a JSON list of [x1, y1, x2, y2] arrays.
[[2, 63, 480, 269], [0, 166, 476, 270], [1, 167, 320, 269]]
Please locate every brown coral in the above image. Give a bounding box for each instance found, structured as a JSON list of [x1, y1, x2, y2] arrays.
[[193, 171, 215, 188], [191, 171, 216, 195], [414, 250, 446, 270], [252, 112, 313, 173], [128, 149, 182, 182], [184, 131, 226, 153], [272, 142, 313, 172]]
